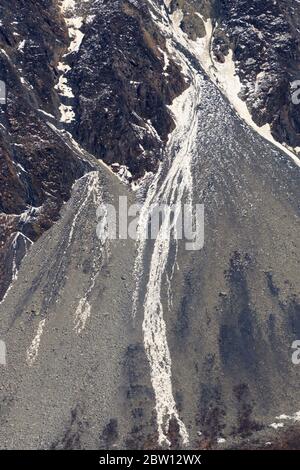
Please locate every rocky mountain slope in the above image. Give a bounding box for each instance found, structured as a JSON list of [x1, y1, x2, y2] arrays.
[[0, 0, 299, 450]]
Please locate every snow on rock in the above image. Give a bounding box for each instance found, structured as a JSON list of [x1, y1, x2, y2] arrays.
[[217, 438, 226, 444], [111, 163, 133, 184], [158, 46, 170, 74], [275, 411, 300, 422], [37, 108, 55, 119], [67, 171, 102, 247], [74, 297, 91, 335], [0, 232, 33, 307], [270, 422, 284, 430], [56, 0, 86, 123], [212, 51, 300, 168], [267, 406, 300, 431], [26, 319, 46, 367], [59, 104, 75, 123], [17, 39, 26, 52]]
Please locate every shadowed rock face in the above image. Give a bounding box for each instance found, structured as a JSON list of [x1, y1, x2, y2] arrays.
[[0, 0, 299, 450], [211, 0, 300, 148], [67, 0, 187, 178]]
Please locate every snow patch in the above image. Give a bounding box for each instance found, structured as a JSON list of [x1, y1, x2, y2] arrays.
[[276, 411, 300, 422], [59, 104, 75, 123], [55, 69, 74, 98], [212, 51, 300, 167], [270, 422, 284, 430], [74, 298, 91, 334], [66, 17, 84, 54], [26, 319, 46, 367], [17, 40, 26, 52], [217, 438, 226, 444]]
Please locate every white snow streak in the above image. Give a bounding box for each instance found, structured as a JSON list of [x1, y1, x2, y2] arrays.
[[17, 39, 26, 52], [132, 4, 206, 447], [26, 319, 46, 367], [68, 171, 102, 247], [270, 422, 284, 430], [212, 51, 300, 167], [0, 232, 33, 307], [74, 298, 91, 334], [69, 171, 105, 334], [141, 78, 199, 449]]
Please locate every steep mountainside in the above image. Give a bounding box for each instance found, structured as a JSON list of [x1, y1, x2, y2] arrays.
[[0, 0, 299, 450], [0, 0, 186, 302]]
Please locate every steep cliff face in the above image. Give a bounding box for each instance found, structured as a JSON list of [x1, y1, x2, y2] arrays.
[[65, 0, 187, 178], [0, 0, 186, 302], [0, 0, 299, 451]]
